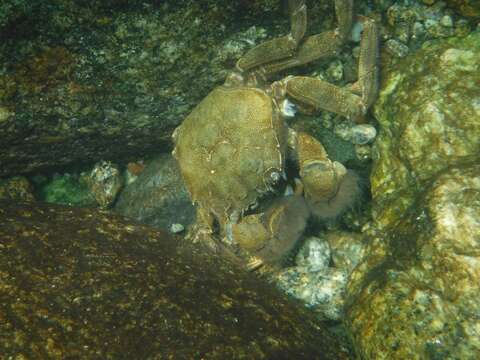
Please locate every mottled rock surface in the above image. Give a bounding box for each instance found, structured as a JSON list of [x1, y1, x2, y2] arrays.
[[0, 176, 35, 201], [445, 0, 480, 17], [346, 164, 480, 359], [344, 30, 480, 359], [0, 201, 350, 358], [371, 30, 480, 230], [114, 154, 195, 232], [276, 232, 366, 321], [0, 1, 287, 176]]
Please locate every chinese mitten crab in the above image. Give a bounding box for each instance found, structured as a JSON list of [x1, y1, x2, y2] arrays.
[[172, 0, 379, 269]]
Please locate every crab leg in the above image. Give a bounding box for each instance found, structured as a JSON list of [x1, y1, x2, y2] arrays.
[[290, 130, 347, 203], [282, 17, 379, 122], [236, 0, 306, 72], [261, 0, 353, 76], [351, 17, 380, 111]]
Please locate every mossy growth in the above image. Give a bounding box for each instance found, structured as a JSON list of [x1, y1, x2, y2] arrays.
[[35, 173, 95, 206]]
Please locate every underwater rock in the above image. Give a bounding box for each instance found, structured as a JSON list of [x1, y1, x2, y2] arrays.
[[0, 176, 35, 202], [371, 30, 480, 230], [333, 122, 377, 145], [276, 231, 366, 321], [114, 154, 195, 232], [345, 163, 480, 359], [87, 160, 123, 208], [383, 0, 474, 61], [36, 172, 96, 207], [277, 266, 348, 321], [445, 0, 480, 17], [0, 200, 351, 359], [343, 30, 480, 359], [295, 236, 332, 272]]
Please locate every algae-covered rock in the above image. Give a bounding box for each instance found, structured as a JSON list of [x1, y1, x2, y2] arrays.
[[445, 0, 480, 17], [86, 160, 123, 208], [0, 1, 293, 177], [37, 173, 95, 206], [0, 200, 350, 358], [0, 176, 35, 201], [0, 0, 379, 177], [371, 30, 480, 229], [345, 163, 480, 359], [342, 30, 480, 359], [114, 154, 195, 232]]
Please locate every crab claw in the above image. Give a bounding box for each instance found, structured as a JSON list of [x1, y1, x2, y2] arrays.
[[230, 194, 310, 268]]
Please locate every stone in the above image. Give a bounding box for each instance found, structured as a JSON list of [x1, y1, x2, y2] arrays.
[[0, 2, 289, 177], [276, 231, 366, 321], [295, 236, 331, 271], [345, 164, 480, 359], [0, 200, 350, 359], [445, 0, 480, 17], [114, 154, 195, 232], [87, 160, 123, 208], [344, 30, 480, 359], [371, 30, 480, 230], [0, 176, 35, 202]]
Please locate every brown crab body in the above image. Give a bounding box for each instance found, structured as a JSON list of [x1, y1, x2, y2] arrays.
[[173, 86, 288, 224]]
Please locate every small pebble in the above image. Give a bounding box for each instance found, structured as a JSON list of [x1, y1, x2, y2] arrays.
[[385, 39, 409, 58], [350, 124, 377, 145], [440, 15, 453, 28], [355, 144, 372, 162], [170, 223, 185, 233], [295, 236, 331, 271]]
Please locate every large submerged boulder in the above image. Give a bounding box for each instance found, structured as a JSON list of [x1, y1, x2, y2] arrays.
[[346, 164, 480, 359], [0, 1, 282, 176], [344, 30, 480, 358], [0, 200, 350, 359], [370, 29, 480, 230]]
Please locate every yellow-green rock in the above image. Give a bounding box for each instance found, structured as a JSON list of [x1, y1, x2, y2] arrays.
[[446, 0, 480, 17], [371, 30, 480, 230], [344, 30, 480, 359], [0, 176, 35, 201], [346, 164, 480, 359]]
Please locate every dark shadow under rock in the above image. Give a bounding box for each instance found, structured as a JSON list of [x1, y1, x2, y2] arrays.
[[0, 200, 351, 359]]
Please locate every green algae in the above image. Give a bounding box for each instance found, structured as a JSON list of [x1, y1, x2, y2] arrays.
[[36, 174, 95, 206]]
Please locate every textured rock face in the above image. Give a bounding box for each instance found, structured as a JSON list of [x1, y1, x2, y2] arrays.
[[445, 0, 480, 17], [0, 176, 35, 201], [115, 154, 195, 232], [344, 30, 480, 359], [0, 1, 290, 177], [346, 164, 480, 359], [371, 30, 480, 230], [0, 200, 350, 359]]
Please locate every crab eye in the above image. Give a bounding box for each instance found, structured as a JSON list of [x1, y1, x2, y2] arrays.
[[281, 99, 296, 117], [270, 171, 281, 183], [264, 167, 282, 188]]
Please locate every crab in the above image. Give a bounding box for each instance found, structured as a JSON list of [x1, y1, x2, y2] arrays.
[[172, 0, 379, 269]]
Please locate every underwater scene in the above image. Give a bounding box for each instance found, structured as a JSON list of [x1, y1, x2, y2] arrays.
[[0, 0, 479, 358]]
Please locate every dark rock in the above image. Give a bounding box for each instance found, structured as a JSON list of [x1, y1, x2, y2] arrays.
[[114, 154, 195, 232], [0, 200, 350, 359], [0, 1, 289, 177], [0, 176, 35, 201]]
